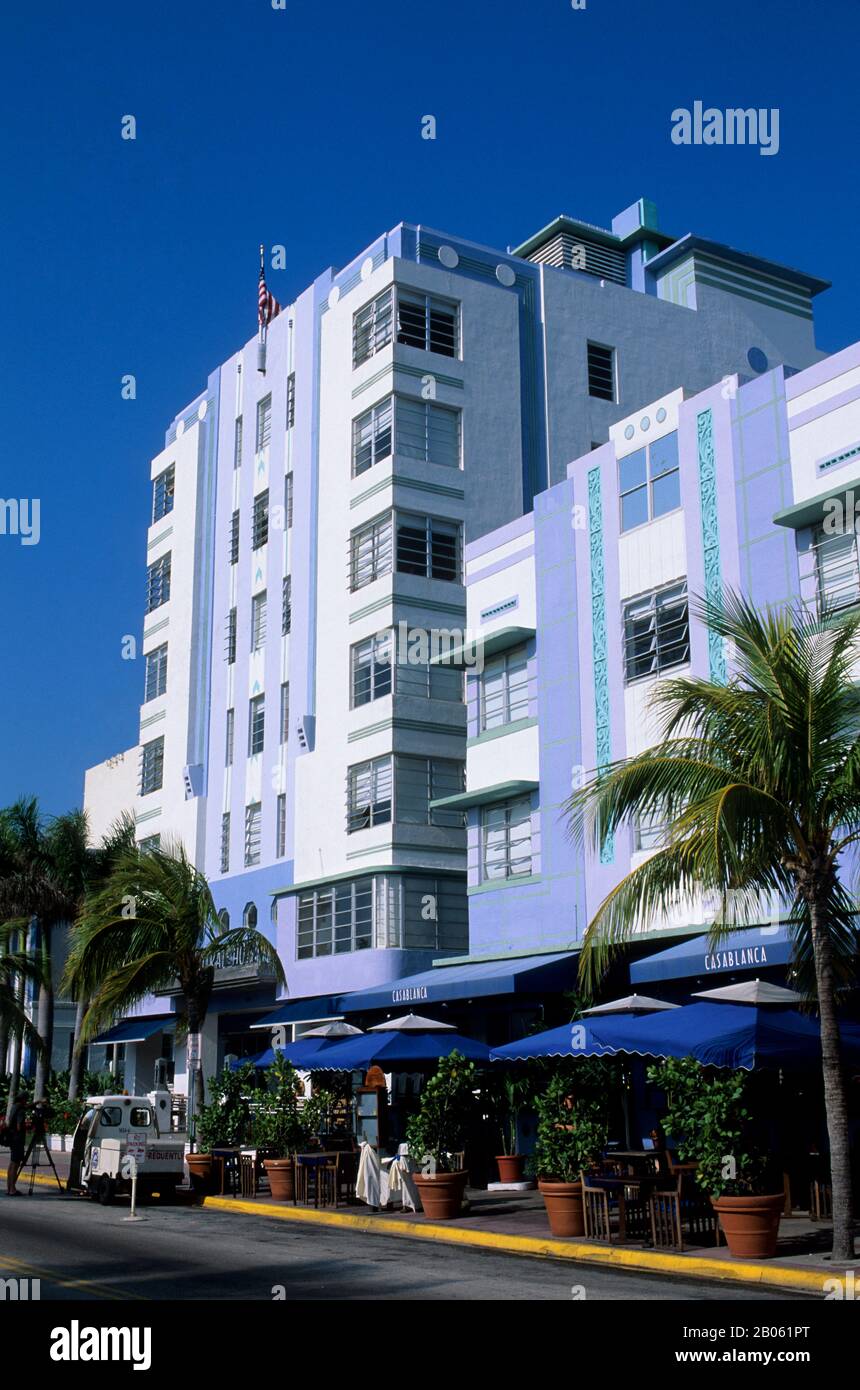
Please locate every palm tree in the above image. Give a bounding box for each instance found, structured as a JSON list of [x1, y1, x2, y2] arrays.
[[62, 839, 285, 1115], [566, 592, 860, 1262], [0, 927, 45, 1119]]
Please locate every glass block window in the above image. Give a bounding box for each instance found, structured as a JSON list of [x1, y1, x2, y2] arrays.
[[251, 591, 267, 651], [226, 607, 237, 665], [280, 681, 289, 743], [256, 394, 272, 450], [481, 797, 533, 880], [146, 553, 171, 612], [479, 646, 529, 730], [347, 756, 393, 832], [619, 432, 681, 532], [285, 472, 293, 529], [282, 575, 292, 635], [229, 509, 240, 565], [623, 581, 690, 682], [396, 291, 459, 357], [152, 465, 175, 523], [251, 489, 269, 549], [286, 373, 295, 428], [353, 288, 393, 367], [225, 707, 235, 766], [244, 802, 262, 867], [144, 643, 168, 702], [233, 415, 243, 469], [248, 694, 265, 755], [276, 794, 287, 858], [350, 513, 393, 590], [140, 736, 164, 796], [220, 812, 230, 873]]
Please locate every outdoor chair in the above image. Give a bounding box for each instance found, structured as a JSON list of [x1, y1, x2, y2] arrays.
[[334, 1150, 359, 1207], [239, 1150, 258, 1198], [581, 1170, 616, 1242], [810, 1179, 832, 1221], [649, 1176, 684, 1250]]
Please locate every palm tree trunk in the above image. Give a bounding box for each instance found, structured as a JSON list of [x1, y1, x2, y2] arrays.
[[810, 893, 855, 1262], [33, 923, 54, 1103], [5, 933, 25, 1123], [67, 997, 87, 1101], [186, 1000, 206, 1123]]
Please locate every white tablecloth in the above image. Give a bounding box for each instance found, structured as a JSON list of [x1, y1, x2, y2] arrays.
[[355, 1142, 419, 1212]]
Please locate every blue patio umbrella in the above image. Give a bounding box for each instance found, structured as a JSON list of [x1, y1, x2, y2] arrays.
[[300, 1027, 491, 1070], [491, 1004, 860, 1072]]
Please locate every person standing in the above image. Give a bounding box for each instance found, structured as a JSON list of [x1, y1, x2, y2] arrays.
[[5, 1096, 28, 1194]]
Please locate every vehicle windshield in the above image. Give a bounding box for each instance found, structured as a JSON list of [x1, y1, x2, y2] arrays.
[[130, 1107, 152, 1127], [99, 1106, 123, 1127]]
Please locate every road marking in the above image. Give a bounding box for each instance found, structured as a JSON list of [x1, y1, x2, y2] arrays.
[[0, 1253, 150, 1302]]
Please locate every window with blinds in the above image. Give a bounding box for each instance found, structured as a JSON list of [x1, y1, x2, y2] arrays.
[[140, 737, 164, 796], [813, 525, 860, 615], [256, 394, 272, 450], [251, 489, 269, 549], [481, 797, 533, 880], [152, 464, 175, 523], [248, 694, 265, 756], [220, 813, 231, 873], [286, 373, 295, 429], [225, 707, 235, 766], [587, 342, 616, 402], [251, 591, 267, 651], [351, 632, 393, 706], [347, 756, 393, 832], [353, 288, 394, 367], [395, 513, 460, 582], [229, 509, 240, 565], [276, 794, 287, 858], [479, 646, 529, 730], [244, 802, 262, 866], [351, 396, 461, 476], [282, 575, 291, 635], [233, 416, 243, 469], [225, 607, 237, 664], [146, 553, 171, 612], [396, 291, 459, 357], [352, 398, 393, 476], [350, 514, 393, 590], [623, 581, 690, 682], [285, 472, 293, 528], [280, 681, 289, 743], [143, 644, 168, 702]]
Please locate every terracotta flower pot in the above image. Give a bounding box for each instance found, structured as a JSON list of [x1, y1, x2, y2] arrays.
[[413, 1169, 469, 1220], [538, 1179, 585, 1238], [264, 1157, 295, 1202], [496, 1154, 526, 1184], [711, 1193, 784, 1259], [185, 1152, 214, 1196]]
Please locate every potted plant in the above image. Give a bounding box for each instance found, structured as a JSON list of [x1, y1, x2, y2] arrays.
[[648, 1057, 784, 1259], [493, 1075, 531, 1184], [406, 1051, 476, 1220], [254, 1052, 321, 1200], [534, 1074, 608, 1237], [190, 1060, 256, 1194]]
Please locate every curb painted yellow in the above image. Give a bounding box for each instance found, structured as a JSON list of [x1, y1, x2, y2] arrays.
[[203, 1195, 831, 1294]]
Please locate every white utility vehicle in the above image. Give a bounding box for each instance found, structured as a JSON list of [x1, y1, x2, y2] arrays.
[[68, 1085, 187, 1204]]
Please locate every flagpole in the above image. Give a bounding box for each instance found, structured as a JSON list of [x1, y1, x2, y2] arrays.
[[257, 242, 267, 375]]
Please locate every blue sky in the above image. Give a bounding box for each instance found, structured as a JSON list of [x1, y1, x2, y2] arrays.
[[2, 0, 858, 818]]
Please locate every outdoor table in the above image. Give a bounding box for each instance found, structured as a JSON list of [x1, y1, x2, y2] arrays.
[[211, 1146, 242, 1196], [588, 1172, 669, 1242], [294, 1152, 338, 1207]]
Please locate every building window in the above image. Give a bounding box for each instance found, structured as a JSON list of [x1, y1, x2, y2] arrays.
[[395, 657, 463, 702], [351, 632, 393, 706], [243, 902, 258, 928], [397, 291, 459, 357], [396, 513, 461, 582], [252, 489, 269, 549], [229, 509, 240, 565], [280, 682, 290, 743], [396, 756, 465, 828], [225, 707, 235, 766], [256, 394, 272, 450], [352, 397, 393, 476], [234, 416, 243, 469], [140, 736, 164, 796], [619, 432, 681, 532], [152, 465, 175, 523], [353, 288, 393, 367], [244, 803, 262, 867], [347, 756, 393, 832], [297, 878, 373, 959], [633, 811, 667, 852], [220, 813, 230, 873], [479, 646, 529, 731], [286, 373, 295, 428], [285, 472, 293, 528], [138, 834, 160, 854], [251, 591, 267, 651], [276, 794, 287, 858], [623, 581, 690, 682], [587, 342, 616, 402], [813, 524, 860, 615], [352, 396, 461, 477], [144, 644, 168, 702], [226, 607, 237, 664], [146, 553, 171, 613], [248, 694, 265, 756], [282, 575, 291, 635], [350, 513, 393, 590], [481, 797, 533, 880]]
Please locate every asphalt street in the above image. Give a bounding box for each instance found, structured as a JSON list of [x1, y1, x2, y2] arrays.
[[0, 1186, 812, 1301]]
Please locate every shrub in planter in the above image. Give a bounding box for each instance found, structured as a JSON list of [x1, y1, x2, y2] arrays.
[[406, 1051, 476, 1219], [648, 1056, 784, 1258], [253, 1053, 324, 1200], [191, 1061, 258, 1194], [487, 1075, 532, 1183], [534, 1074, 608, 1237]]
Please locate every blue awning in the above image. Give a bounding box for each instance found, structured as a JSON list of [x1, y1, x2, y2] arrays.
[[339, 951, 578, 1013], [630, 928, 795, 986], [92, 1015, 175, 1044], [250, 995, 345, 1030]]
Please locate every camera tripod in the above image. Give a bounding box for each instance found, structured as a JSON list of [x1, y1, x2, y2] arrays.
[[23, 1112, 64, 1193]]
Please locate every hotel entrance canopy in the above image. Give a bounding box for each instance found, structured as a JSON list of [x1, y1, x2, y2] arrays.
[[629, 927, 795, 987], [338, 950, 578, 1013]]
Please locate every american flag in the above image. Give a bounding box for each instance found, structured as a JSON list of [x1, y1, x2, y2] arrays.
[[258, 267, 282, 328]]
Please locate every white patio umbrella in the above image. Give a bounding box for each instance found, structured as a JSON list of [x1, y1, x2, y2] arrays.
[[582, 993, 681, 1015], [367, 1013, 456, 1032], [298, 1021, 364, 1038], [692, 978, 804, 1005]]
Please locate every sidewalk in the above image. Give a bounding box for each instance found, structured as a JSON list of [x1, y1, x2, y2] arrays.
[[33, 1149, 854, 1293]]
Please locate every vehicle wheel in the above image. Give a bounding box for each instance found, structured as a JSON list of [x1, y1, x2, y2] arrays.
[[97, 1175, 116, 1206], [156, 1183, 177, 1204]]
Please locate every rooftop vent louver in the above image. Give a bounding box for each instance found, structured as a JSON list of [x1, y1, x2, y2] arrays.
[[524, 231, 626, 286]]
